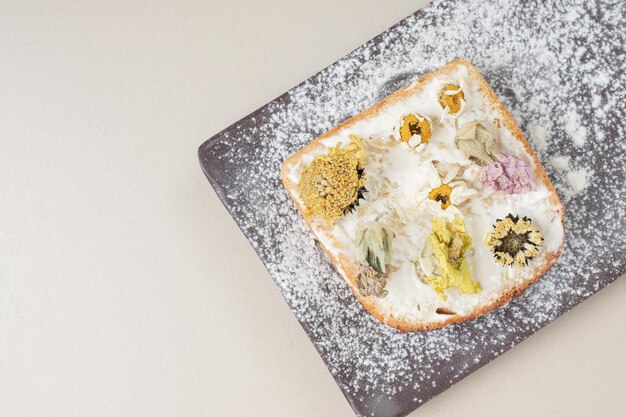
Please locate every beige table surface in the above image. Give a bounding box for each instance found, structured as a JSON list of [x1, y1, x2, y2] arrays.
[[1, 1, 625, 416]]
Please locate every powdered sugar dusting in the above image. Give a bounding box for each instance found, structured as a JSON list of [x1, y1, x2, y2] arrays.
[[528, 124, 550, 152], [565, 110, 587, 147], [550, 155, 570, 171], [199, 1, 626, 416], [549, 155, 593, 200], [567, 169, 590, 194]]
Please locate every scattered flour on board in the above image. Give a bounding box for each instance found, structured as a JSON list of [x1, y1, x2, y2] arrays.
[[550, 155, 593, 199], [528, 123, 550, 152], [566, 169, 590, 194], [205, 0, 626, 410], [565, 109, 587, 147], [550, 155, 570, 170]]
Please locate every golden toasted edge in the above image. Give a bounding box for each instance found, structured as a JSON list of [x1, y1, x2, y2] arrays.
[[280, 58, 566, 332]]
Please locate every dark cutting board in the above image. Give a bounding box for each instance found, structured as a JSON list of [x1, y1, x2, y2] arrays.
[[198, 0, 626, 415]]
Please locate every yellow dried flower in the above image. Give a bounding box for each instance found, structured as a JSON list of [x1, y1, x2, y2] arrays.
[[485, 214, 543, 267], [438, 82, 465, 115], [398, 113, 432, 148], [420, 217, 482, 301], [297, 137, 366, 223], [428, 184, 453, 209]]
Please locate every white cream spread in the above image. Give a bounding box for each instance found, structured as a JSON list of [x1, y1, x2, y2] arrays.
[[284, 65, 564, 326]]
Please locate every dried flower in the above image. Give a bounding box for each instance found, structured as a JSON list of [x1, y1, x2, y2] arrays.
[[397, 113, 433, 150], [419, 217, 482, 301], [479, 154, 535, 194], [485, 214, 543, 267], [356, 266, 388, 298], [356, 222, 393, 274], [438, 81, 465, 115], [355, 222, 394, 298], [416, 163, 478, 209], [455, 121, 498, 165], [298, 136, 366, 223], [389, 197, 407, 224]]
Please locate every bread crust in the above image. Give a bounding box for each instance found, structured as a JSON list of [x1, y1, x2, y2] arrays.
[[280, 59, 565, 332]]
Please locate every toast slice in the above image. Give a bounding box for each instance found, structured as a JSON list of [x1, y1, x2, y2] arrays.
[[281, 59, 565, 332]]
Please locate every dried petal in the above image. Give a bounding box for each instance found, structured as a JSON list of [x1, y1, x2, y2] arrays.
[[389, 198, 407, 223], [419, 238, 440, 277], [428, 162, 443, 188], [356, 266, 388, 298], [442, 164, 460, 184], [455, 122, 498, 165], [356, 222, 393, 274], [479, 153, 535, 194]]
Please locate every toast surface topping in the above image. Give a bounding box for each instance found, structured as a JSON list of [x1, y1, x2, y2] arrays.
[[282, 61, 565, 330]]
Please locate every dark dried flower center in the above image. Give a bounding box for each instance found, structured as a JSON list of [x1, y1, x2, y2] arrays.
[[486, 214, 543, 267], [435, 193, 449, 204], [498, 231, 529, 254], [408, 121, 422, 136]]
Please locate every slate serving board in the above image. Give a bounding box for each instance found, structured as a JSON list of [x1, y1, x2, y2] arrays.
[[198, 0, 626, 415]]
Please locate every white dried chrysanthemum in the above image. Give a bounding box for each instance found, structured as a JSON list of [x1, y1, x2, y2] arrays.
[[438, 79, 466, 119], [394, 113, 433, 152], [415, 162, 478, 209]]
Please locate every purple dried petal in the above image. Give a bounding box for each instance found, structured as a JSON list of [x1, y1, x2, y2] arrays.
[[479, 154, 535, 194]]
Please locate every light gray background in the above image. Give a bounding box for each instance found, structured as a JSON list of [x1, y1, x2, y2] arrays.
[[1, 1, 624, 416]]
